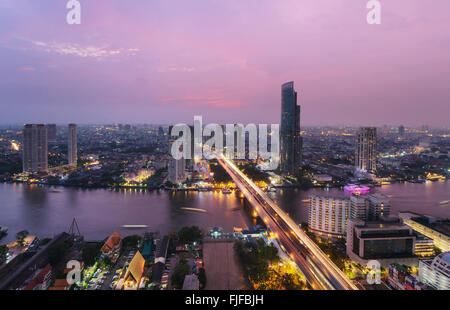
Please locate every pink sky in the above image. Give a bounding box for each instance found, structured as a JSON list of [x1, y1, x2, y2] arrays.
[[0, 0, 449, 127]]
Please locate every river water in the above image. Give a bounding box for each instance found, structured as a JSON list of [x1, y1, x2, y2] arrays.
[[0, 181, 449, 243]]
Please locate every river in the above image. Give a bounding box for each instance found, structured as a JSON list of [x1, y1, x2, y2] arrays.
[[0, 181, 449, 243]]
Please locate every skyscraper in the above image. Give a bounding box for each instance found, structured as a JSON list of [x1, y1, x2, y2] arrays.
[[168, 139, 186, 185], [68, 124, 77, 166], [398, 125, 405, 137], [22, 124, 48, 173], [280, 81, 302, 176], [47, 124, 57, 143], [355, 127, 377, 172]]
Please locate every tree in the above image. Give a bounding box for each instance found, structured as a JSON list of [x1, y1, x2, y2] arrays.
[[82, 243, 102, 266], [16, 230, 30, 246], [48, 243, 69, 266], [178, 226, 203, 244], [170, 261, 190, 289], [0, 245, 8, 263], [198, 267, 207, 288]]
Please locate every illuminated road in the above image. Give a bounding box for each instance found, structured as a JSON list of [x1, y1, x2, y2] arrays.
[[217, 156, 358, 290]]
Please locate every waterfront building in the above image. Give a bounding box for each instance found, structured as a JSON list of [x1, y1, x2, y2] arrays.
[[346, 218, 417, 267], [308, 193, 391, 238], [168, 139, 186, 184], [22, 124, 48, 173], [367, 193, 390, 220], [47, 124, 57, 143], [355, 127, 377, 172], [280, 81, 302, 176], [308, 195, 350, 238], [350, 195, 369, 221], [399, 212, 450, 253], [101, 231, 121, 262], [68, 123, 77, 166], [419, 252, 450, 290]]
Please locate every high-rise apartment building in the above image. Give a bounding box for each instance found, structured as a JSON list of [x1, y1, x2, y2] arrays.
[[168, 139, 186, 185], [355, 127, 377, 172], [68, 124, 77, 166], [47, 124, 57, 143], [22, 124, 48, 173], [280, 81, 302, 175]]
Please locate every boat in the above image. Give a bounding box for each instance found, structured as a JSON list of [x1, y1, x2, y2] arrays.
[[266, 186, 276, 192], [439, 200, 450, 206], [222, 189, 232, 194], [180, 207, 207, 213], [121, 225, 148, 229]]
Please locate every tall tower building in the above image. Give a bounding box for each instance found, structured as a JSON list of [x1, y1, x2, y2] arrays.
[[280, 81, 302, 175], [68, 124, 77, 166], [355, 127, 377, 172], [47, 124, 57, 143], [168, 139, 186, 185], [23, 124, 48, 173], [398, 125, 405, 137]]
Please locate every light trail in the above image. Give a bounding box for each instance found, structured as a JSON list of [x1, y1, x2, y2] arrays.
[[218, 155, 358, 290]]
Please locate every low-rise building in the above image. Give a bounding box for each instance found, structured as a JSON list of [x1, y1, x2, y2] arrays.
[[346, 218, 418, 267], [399, 212, 450, 253], [101, 231, 121, 262]]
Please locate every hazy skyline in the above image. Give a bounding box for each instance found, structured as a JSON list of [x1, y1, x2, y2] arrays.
[[1, 0, 449, 126]]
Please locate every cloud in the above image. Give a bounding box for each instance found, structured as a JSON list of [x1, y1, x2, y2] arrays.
[[160, 96, 240, 107], [18, 66, 36, 71]]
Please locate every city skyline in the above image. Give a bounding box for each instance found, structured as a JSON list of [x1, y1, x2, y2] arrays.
[[0, 1, 450, 126]]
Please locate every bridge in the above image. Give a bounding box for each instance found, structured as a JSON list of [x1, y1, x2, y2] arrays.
[[217, 155, 358, 290]]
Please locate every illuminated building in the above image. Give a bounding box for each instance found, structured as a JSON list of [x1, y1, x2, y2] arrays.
[[22, 124, 48, 173], [120, 251, 146, 290], [101, 231, 121, 262], [350, 195, 369, 221], [355, 127, 377, 172], [280, 81, 302, 176], [367, 193, 390, 220], [414, 235, 434, 257], [168, 139, 186, 184], [308, 195, 350, 238], [344, 184, 371, 195], [399, 212, 450, 252], [68, 123, 77, 166], [419, 252, 450, 290], [346, 218, 417, 267]]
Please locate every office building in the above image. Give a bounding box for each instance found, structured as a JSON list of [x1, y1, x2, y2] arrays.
[[47, 124, 57, 143], [399, 212, 450, 253], [346, 218, 417, 267], [68, 124, 77, 166], [419, 252, 450, 290], [280, 81, 302, 175], [22, 124, 48, 173], [308, 195, 350, 238], [355, 127, 377, 172]]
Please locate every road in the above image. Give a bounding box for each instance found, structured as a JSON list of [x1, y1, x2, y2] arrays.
[[217, 156, 358, 290]]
